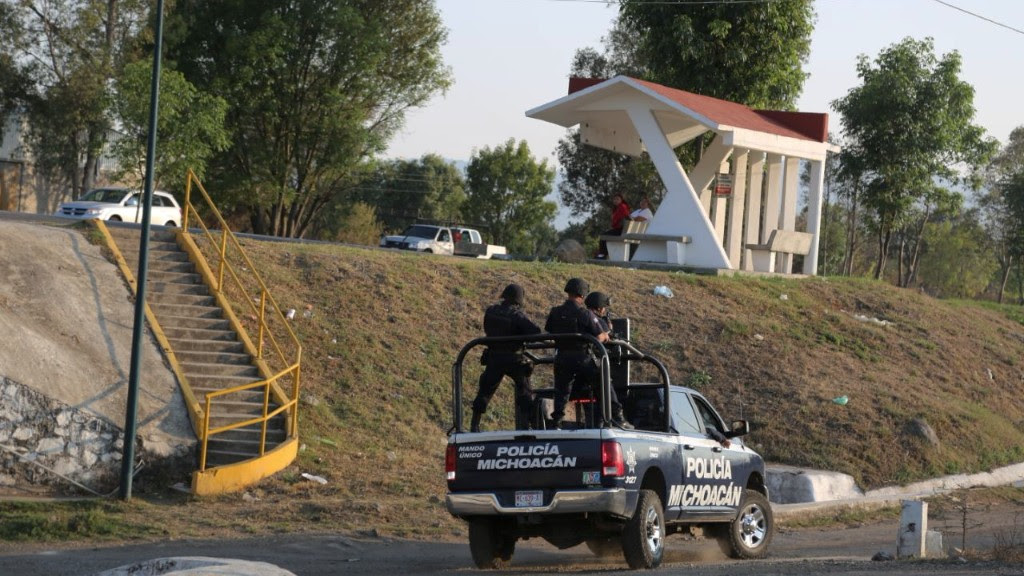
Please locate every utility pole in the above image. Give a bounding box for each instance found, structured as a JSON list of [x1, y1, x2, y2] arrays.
[[120, 0, 164, 500]]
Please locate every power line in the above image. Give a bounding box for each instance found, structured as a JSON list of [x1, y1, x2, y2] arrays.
[[546, 0, 784, 4], [547, 0, 1024, 36], [929, 0, 1024, 36]]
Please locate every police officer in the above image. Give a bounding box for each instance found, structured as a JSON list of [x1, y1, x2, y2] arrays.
[[470, 283, 542, 433], [584, 291, 613, 334], [544, 278, 631, 429]]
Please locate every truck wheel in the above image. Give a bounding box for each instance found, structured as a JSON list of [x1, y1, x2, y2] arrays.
[[715, 489, 773, 559], [622, 489, 665, 569], [468, 518, 515, 569], [108, 215, 122, 222], [585, 536, 622, 558]]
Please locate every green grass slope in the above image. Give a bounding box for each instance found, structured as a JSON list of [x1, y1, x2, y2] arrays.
[[213, 239, 1024, 537], [6, 232, 1024, 545]]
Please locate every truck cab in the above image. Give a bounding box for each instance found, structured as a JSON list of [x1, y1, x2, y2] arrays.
[[444, 333, 772, 570], [379, 224, 507, 259], [379, 224, 454, 254]]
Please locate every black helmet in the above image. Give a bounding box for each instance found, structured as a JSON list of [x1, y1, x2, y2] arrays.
[[500, 283, 524, 306], [564, 277, 589, 297], [584, 291, 611, 309]]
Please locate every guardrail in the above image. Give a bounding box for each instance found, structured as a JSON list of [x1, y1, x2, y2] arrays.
[[181, 169, 302, 471]]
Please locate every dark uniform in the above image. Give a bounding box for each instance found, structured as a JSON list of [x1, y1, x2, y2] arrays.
[[545, 285, 629, 428], [471, 284, 541, 432]]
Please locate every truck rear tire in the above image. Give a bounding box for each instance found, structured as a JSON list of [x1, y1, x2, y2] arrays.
[[714, 489, 773, 559], [585, 536, 622, 558], [622, 489, 665, 569], [468, 518, 515, 569]]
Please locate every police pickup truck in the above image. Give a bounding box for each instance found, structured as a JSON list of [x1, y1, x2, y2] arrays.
[[445, 333, 772, 570]]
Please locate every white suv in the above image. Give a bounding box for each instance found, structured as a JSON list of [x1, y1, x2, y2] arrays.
[[56, 188, 182, 227]]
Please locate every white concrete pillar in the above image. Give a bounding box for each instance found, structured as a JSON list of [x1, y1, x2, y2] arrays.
[[778, 157, 800, 273], [626, 106, 730, 269], [725, 149, 749, 267], [898, 500, 928, 559], [803, 159, 826, 276], [763, 154, 783, 244], [742, 152, 765, 271]]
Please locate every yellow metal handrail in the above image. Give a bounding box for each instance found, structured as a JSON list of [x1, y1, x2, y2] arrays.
[[181, 169, 302, 471]]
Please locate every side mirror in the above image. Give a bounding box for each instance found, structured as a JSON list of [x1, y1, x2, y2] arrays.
[[726, 420, 750, 438]]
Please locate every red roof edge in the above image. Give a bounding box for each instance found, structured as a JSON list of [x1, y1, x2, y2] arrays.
[[755, 110, 828, 143], [568, 77, 607, 95]]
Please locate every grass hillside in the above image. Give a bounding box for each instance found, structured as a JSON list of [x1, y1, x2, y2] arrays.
[[5, 232, 1024, 545], [213, 239, 1024, 538]]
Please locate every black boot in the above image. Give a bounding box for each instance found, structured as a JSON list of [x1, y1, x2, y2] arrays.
[[470, 410, 483, 433], [612, 408, 634, 430]]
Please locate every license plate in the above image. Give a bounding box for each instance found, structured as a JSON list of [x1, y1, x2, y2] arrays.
[[514, 490, 543, 507]]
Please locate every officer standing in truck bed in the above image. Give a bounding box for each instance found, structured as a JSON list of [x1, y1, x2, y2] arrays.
[[470, 283, 541, 432], [544, 278, 631, 429]]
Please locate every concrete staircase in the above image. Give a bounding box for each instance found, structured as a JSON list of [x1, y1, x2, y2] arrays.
[[106, 223, 287, 467]]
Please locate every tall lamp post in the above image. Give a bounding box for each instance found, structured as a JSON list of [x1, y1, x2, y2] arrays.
[[120, 0, 164, 500]]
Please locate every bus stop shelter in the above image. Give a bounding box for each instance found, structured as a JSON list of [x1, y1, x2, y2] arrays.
[[527, 76, 833, 275]]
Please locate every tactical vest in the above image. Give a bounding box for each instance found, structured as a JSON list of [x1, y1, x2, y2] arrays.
[[484, 304, 521, 353], [547, 303, 587, 351]]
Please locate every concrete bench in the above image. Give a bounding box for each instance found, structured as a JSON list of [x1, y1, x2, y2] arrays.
[[600, 219, 649, 261], [602, 229, 692, 264], [746, 229, 813, 272]]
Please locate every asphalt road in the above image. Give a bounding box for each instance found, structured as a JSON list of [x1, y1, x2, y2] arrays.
[[2, 514, 1022, 576]]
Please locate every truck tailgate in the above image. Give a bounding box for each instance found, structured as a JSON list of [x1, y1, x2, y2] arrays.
[[449, 431, 605, 491]]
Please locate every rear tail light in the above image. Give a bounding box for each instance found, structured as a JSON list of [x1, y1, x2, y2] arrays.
[[445, 444, 456, 481], [601, 441, 624, 477]]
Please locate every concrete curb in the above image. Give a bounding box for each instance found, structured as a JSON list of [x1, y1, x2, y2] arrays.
[[91, 556, 297, 576], [771, 462, 1024, 519]]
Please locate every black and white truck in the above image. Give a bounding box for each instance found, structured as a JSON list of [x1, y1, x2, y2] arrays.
[[444, 333, 773, 570]]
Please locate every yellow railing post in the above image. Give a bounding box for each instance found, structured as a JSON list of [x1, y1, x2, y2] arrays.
[[260, 384, 270, 456], [258, 290, 267, 360], [217, 229, 228, 292], [291, 365, 301, 436], [201, 396, 212, 471], [183, 173, 192, 230]]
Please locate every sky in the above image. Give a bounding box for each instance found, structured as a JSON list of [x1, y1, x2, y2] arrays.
[[383, 0, 1024, 225]]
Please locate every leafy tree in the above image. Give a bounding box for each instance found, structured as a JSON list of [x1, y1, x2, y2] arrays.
[[350, 155, 465, 234], [998, 172, 1024, 303], [0, 5, 29, 122], [110, 60, 229, 193], [0, 0, 152, 200], [896, 185, 962, 288], [558, 1, 815, 227], [832, 37, 997, 281], [166, 0, 452, 238], [330, 202, 383, 246], [463, 139, 557, 258], [917, 211, 997, 299], [619, 0, 814, 110], [981, 127, 1024, 303]]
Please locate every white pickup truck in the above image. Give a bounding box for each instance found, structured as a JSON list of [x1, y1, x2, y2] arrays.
[[380, 224, 507, 259]]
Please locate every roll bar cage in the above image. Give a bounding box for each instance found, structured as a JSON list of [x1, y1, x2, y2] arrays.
[[451, 333, 673, 433]]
